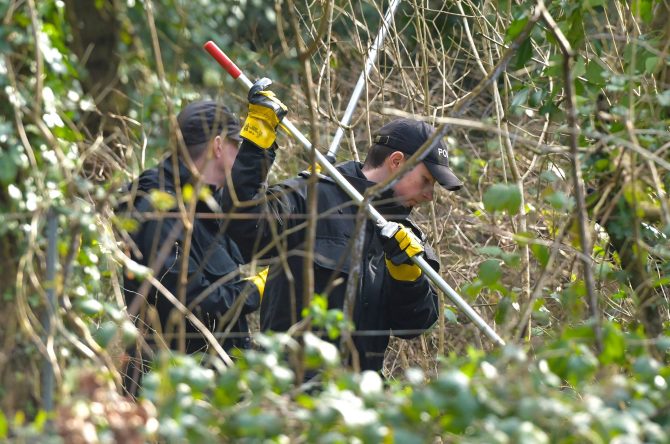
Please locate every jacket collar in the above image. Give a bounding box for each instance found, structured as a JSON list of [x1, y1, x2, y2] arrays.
[[335, 161, 412, 220], [135, 155, 218, 211]]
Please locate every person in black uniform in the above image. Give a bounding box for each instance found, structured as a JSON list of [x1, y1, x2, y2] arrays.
[[220, 79, 462, 373], [120, 100, 266, 395]]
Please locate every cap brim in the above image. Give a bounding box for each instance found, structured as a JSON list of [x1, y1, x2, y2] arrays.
[[425, 162, 462, 191]]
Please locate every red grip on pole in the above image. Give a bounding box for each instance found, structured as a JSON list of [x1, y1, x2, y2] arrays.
[[203, 41, 242, 79]]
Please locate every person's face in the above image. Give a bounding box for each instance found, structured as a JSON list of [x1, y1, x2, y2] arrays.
[[392, 160, 436, 207]]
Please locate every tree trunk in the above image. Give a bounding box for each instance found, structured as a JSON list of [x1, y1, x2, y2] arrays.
[[63, 0, 125, 139]]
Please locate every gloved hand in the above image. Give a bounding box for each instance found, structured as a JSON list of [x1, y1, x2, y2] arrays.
[[240, 78, 288, 149], [246, 267, 269, 299], [380, 222, 424, 282]]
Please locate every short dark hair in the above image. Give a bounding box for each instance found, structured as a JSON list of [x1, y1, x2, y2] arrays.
[[363, 143, 404, 169], [186, 140, 210, 161]]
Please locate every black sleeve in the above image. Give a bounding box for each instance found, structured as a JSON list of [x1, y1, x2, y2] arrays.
[[385, 266, 440, 339], [132, 213, 261, 327], [218, 140, 304, 261]]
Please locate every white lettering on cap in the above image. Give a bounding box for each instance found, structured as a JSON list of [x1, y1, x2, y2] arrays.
[[437, 148, 448, 158]]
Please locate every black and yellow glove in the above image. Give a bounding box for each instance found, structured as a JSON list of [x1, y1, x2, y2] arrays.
[[240, 78, 288, 149], [380, 222, 424, 282], [246, 267, 269, 300]]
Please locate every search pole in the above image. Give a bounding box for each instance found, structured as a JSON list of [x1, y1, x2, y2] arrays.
[[325, 0, 402, 163]]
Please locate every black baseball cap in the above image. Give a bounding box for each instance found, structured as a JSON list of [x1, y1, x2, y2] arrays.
[[372, 118, 462, 191], [177, 100, 242, 146]]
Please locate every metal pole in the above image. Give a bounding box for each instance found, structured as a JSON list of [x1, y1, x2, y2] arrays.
[[325, 0, 402, 163], [203, 41, 505, 347], [41, 208, 58, 412]]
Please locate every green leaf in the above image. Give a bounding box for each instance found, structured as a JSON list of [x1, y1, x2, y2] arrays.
[[76, 298, 104, 316], [594, 262, 615, 280], [501, 252, 521, 268], [483, 183, 522, 215], [444, 307, 458, 324], [0, 147, 19, 186], [645, 56, 659, 73], [657, 90, 670, 107], [479, 259, 502, 286], [505, 16, 529, 42], [632, 0, 653, 23], [655, 336, 670, 353], [528, 88, 543, 107], [514, 38, 533, 69], [121, 320, 138, 345], [530, 244, 550, 268], [632, 356, 660, 380], [93, 321, 117, 348], [599, 322, 625, 364], [653, 276, 670, 288], [476, 246, 504, 257], [545, 191, 574, 211], [567, 10, 585, 48], [510, 88, 529, 110], [585, 62, 606, 86], [565, 345, 598, 385], [495, 297, 511, 324], [462, 280, 484, 299]]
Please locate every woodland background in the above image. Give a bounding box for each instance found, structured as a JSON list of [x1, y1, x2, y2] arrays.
[[1, 0, 670, 442]]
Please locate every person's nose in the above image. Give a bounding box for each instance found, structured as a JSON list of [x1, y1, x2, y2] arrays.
[[422, 185, 434, 202]]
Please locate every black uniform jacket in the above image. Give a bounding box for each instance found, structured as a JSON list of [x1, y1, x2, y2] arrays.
[[121, 155, 260, 355], [219, 141, 439, 371]]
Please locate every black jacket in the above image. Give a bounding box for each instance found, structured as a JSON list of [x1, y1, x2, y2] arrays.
[[220, 142, 439, 371], [121, 156, 260, 355]]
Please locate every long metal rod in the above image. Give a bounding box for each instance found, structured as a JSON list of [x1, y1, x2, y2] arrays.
[[203, 41, 505, 347], [325, 0, 402, 163]]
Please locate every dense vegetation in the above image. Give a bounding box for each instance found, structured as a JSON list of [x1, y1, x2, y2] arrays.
[[1, 0, 669, 441]]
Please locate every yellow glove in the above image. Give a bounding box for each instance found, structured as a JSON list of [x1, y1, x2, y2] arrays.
[[240, 78, 288, 149], [380, 222, 424, 282], [247, 267, 269, 299]]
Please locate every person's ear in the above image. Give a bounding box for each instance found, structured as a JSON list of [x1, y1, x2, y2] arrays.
[[387, 151, 405, 170], [212, 135, 223, 158]]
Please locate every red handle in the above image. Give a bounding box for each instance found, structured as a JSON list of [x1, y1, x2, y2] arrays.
[[203, 41, 242, 79]]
